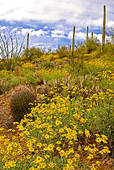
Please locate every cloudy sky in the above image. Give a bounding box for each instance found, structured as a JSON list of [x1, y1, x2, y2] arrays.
[[0, 0, 113, 50]]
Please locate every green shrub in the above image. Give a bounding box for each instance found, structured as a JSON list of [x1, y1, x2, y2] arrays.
[[0, 79, 11, 94], [56, 46, 70, 58], [41, 61, 54, 69], [103, 43, 114, 57], [23, 47, 44, 60]]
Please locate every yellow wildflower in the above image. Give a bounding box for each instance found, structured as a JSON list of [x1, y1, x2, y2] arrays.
[[67, 159, 73, 165], [59, 150, 65, 157], [48, 162, 56, 168], [87, 154, 94, 160], [37, 143, 42, 148], [47, 144, 54, 151], [33, 156, 44, 164], [85, 129, 91, 138]]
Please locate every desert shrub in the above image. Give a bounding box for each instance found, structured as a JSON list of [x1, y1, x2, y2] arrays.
[[22, 62, 35, 70], [10, 76, 26, 87], [103, 43, 114, 57], [56, 46, 70, 58], [19, 68, 43, 86], [35, 68, 69, 83], [75, 43, 87, 55], [2, 58, 18, 71], [23, 47, 44, 60], [0, 79, 11, 94], [0, 60, 4, 70], [84, 58, 109, 75], [10, 85, 35, 122], [86, 38, 100, 53], [41, 61, 54, 69], [87, 46, 102, 58]]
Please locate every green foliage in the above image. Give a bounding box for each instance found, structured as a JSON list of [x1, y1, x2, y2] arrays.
[[0, 60, 4, 70], [103, 43, 114, 57], [10, 85, 35, 122], [56, 46, 70, 58], [23, 47, 44, 61], [41, 61, 54, 69], [86, 38, 100, 53], [76, 43, 87, 55], [1, 58, 18, 71], [0, 79, 10, 94]]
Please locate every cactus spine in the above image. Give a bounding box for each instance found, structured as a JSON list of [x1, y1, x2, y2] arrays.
[[102, 5, 106, 49], [72, 26, 75, 57]]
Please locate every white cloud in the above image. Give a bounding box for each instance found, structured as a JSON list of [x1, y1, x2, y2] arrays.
[[51, 30, 65, 38], [96, 34, 111, 43], [20, 28, 48, 36], [0, 0, 83, 22], [68, 31, 89, 40], [21, 28, 34, 35], [31, 29, 47, 36], [0, 26, 7, 30], [44, 26, 48, 29], [0, 0, 113, 28], [11, 27, 18, 32], [107, 21, 114, 27], [0, 0, 113, 49], [68, 31, 110, 43], [87, 18, 103, 27]]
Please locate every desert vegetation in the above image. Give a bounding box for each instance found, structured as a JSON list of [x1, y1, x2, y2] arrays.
[[0, 5, 113, 170]]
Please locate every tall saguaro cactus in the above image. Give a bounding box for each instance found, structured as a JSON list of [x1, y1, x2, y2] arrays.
[[86, 26, 89, 45], [91, 32, 93, 41], [26, 33, 29, 56], [72, 26, 75, 57], [102, 5, 106, 49]]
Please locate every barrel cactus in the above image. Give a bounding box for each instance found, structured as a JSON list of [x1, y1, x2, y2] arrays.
[[10, 85, 35, 122]]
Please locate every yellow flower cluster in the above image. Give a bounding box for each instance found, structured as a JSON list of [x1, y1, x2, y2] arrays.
[[85, 59, 109, 68], [0, 87, 111, 169], [22, 62, 35, 69]]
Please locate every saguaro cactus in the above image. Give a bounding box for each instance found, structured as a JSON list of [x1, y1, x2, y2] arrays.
[[72, 26, 75, 57], [102, 5, 106, 49], [91, 32, 93, 41], [86, 26, 89, 45], [26, 33, 29, 56]]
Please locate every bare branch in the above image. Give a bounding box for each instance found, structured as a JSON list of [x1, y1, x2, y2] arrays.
[[0, 30, 24, 59]]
